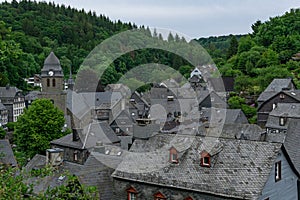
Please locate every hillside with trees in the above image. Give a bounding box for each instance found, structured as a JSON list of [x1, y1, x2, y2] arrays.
[[196, 9, 300, 94], [0, 0, 135, 90]]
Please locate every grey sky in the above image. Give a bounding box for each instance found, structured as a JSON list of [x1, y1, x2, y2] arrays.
[[3, 0, 300, 38]]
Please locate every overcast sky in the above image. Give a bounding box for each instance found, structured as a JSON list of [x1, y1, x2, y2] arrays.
[[2, 0, 300, 38]]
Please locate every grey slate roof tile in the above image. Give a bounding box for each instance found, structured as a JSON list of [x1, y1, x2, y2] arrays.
[[0, 139, 17, 167], [113, 134, 281, 199]]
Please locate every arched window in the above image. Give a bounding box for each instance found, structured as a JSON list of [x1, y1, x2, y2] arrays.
[[127, 186, 138, 200], [52, 79, 56, 87]]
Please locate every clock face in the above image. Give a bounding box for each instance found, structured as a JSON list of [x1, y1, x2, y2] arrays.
[[48, 71, 54, 76]]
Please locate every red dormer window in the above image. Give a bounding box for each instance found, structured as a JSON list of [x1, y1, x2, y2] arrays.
[[154, 191, 167, 200], [127, 186, 138, 200], [200, 151, 211, 167], [169, 146, 178, 163]]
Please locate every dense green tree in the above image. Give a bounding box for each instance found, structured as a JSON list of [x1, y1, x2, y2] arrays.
[[226, 35, 238, 59], [14, 99, 67, 158]]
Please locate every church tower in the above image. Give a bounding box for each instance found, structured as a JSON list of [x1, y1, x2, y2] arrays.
[[39, 52, 66, 114]]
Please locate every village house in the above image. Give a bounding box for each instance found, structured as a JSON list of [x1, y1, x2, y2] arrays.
[[0, 85, 25, 122]]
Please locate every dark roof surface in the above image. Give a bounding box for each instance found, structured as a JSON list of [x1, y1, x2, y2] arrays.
[[0, 140, 17, 167], [264, 78, 294, 92], [0, 87, 21, 98], [0, 102, 6, 110], [113, 134, 281, 199], [284, 119, 300, 175]]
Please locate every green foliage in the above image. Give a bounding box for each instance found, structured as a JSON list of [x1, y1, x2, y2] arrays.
[[14, 99, 66, 159], [6, 122, 16, 131], [41, 173, 98, 199], [0, 127, 6, 139], [0, 167, 33, 198], [0, 166, 98, 199]]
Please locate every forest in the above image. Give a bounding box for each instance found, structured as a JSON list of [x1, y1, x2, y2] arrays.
[[0, 1, 300, 110]]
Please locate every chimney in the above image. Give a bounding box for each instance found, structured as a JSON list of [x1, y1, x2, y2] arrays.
[[5, 84, 10, 90], [46, 148, 64, 166], [94, 141, 105, 153], [72, 128, 81, 141]]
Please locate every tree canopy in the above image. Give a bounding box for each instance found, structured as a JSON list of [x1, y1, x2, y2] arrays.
[[14, 99, 67, 158]]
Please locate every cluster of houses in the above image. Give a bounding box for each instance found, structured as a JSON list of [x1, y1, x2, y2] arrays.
[[1, 52, 300, 200]]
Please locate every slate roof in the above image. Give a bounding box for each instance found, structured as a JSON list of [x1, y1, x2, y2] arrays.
[[52, 121, 120, 150], [81, 121, 120, 149], [77, 148, 126, 200], [264, 78, 294, 92], [257, 78, 296, 102], [41, 52, 62, 72], [0, 140, 17, 167], [268, 103, 300, 118], [51, 133, 83, 149], [113, 134, 282, 199], [0, 86, 21, 98], [81, 91, 122, 109], [265, 103, 300, 129], [200, 108, 248, 124], [25, 90, 40, 101], [284, 119, 300, 175]]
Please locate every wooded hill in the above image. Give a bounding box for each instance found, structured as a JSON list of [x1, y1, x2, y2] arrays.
[[0, 0, 300, 96], [195, 9, 300, 94]]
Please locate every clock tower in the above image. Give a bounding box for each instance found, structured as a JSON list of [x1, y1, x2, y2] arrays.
[[39, 52, 66, 114]]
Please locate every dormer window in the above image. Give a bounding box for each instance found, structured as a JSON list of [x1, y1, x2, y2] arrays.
[[154, 191, 167, 200], [279, 117, 286, 126], [169, 147, 178, 163], [127, 186, 138, 200], [200, 151, 211, 167]]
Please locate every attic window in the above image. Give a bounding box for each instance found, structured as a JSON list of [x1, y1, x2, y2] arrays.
[[200, 151, 211, 167], [169, 147, 178, 163], [280, 94, 285, 99], [130, 98, 136, 103], [153, 191, 167, 200], [127, 186, 138, 200], [167, 96, 174, 101], [279, 117, 286, 126], [275, 161, 281, 182]]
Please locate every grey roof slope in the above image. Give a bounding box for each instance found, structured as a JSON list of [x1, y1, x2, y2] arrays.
[[52, 121, 120, 149], [81, 91, 122, 108], [0, 140, 17, 167], [51, 133, 83, 149], [81, 121, 120, 149], [200, 108, 248, 124], [269, 103, 300, 118], [42, 52, 62, 70], [264, 78, 294, 92], [113, 134, 282, 199], [284, 119, 300, 174], [0, 86, 21, 98], [25, 90, 40, 101]]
